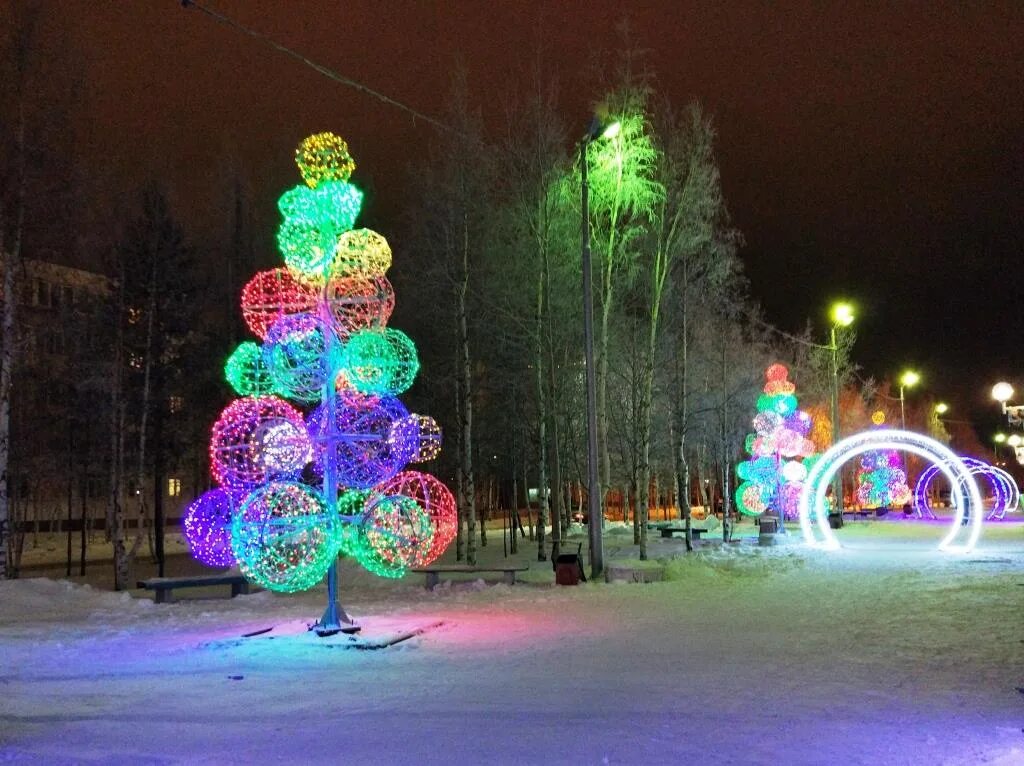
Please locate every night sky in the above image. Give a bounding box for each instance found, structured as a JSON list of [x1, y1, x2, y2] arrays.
[[45, 2, 1024, 430]]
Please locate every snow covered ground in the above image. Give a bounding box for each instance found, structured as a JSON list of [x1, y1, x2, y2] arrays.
[[2, 518, 1023, 765]]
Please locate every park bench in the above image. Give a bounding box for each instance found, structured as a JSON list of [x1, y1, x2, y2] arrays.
[[137, 574, 251, 604], [411, 565, 529, 590], [658, 526, 706, 540]]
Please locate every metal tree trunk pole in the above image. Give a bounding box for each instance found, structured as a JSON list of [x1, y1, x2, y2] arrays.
[[316, 303, 356, 636], [580, 138, 603, 580]]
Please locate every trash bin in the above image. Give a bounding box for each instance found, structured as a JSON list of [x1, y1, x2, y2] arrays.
[[555, 550, 586, 585], [827, 512, 844, 529], [758, 515, 779, 546]]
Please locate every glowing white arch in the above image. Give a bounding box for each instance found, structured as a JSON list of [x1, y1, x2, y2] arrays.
[[798, 429, 983, 553]]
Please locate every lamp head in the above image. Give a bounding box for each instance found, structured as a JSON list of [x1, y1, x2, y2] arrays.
[[899, 370, 920, 389], [992, 382, 1014, 404], [584, 116, 621, 143], [934, 402, 948, 415], [994, 433, 1007, 444], [830, 301, 855, 327], [1009, 434, 1023, 447]]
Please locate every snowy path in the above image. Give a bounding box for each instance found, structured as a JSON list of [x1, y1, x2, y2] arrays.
[[1, 522, 1023, 765]]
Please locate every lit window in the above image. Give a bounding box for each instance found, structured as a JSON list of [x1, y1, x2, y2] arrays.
[[127, 307, 142, 324], [168, 395, 184, 413], [129, 353, 143, 370], [167, 478, 181, 497]]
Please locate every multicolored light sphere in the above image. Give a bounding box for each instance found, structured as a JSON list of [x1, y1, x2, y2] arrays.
[[210, 396, 310, 489], [230, 481, 337, 593], [340, 327, 419, 396], [355, 494, 433, 578], [306, 394, 416, 489], [182, 488, 240, 568], [225, 341, 279, 397], [240, 268, 319, 340], [405, 414, 443, 463], [264, 312, 334, 403], [295, 132, 356, 188], [325, 272, 395, 339], [369, 470, 457, 566]]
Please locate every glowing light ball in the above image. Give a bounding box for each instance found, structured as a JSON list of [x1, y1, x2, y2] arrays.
[[277, 182, 365, 279], [356, 494, 434, 578], [871, 410, 886, 426], [405, 414, 443, 463], [330, 228, 393, 278], [225, 341, 278, 397], [295, 132, 356, 188], [231, 481, 337, 592], [276, 219, 338, 281], [340, 328, 419, 396], [325, 272, 395, 339], [182, 488, 240, 568], [240, 268, 319, 340], [264, 313, 334, 403], [369, 470, 457, 566], [781, 460, 808, 483], [210, 396, 310, 489], [306, 394, 416, 489]]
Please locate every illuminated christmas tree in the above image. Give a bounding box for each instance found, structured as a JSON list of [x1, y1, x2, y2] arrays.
[[182, 133, 456, 633], [855, 411, 912, 508], [735, 364, 818, 521]]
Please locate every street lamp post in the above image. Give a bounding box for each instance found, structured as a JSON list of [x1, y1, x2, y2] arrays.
[[579, 117, 619, 581], [898, 370, 920, 429], [829, 302, 854, 514], [994, 432, 1007, 465]]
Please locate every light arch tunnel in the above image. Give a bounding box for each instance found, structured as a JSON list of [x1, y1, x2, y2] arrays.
[[797, 429, 984, 553]]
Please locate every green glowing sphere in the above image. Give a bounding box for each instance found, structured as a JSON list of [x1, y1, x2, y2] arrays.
[[225, 341, 278, 397], [340, 328, 419, 397], [230, 481, 338, 593], [276, 181, 364, 280], [354, 494, 433, 579]]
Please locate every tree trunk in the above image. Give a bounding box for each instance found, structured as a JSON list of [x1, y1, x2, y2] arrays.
[[459, 214, 477, 565], [0, 83, 28, 580], [108, 256, 129, 590]]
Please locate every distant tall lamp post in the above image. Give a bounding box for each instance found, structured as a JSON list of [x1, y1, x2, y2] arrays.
[[898, 370, 920, 429], [992, 382, 1022, 466], [994, 432, 1007, 465], [579, 116, 619, 580], [828, 302, 854, 513]]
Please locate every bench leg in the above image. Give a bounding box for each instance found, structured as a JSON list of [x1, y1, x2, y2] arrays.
[[231, 582, 247, 598], [503, 570, 515, 586], [155, 589, 170, 604], [425, 572, 440, 590]]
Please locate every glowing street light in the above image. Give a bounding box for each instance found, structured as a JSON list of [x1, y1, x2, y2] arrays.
[[1009, 434, 1022, 448], [578, 115, 621, 579], [898, 369, 920, 429], [992, 382, 1014, 410], [828, 301, 855, 515], [934, 402, 949, 415]]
